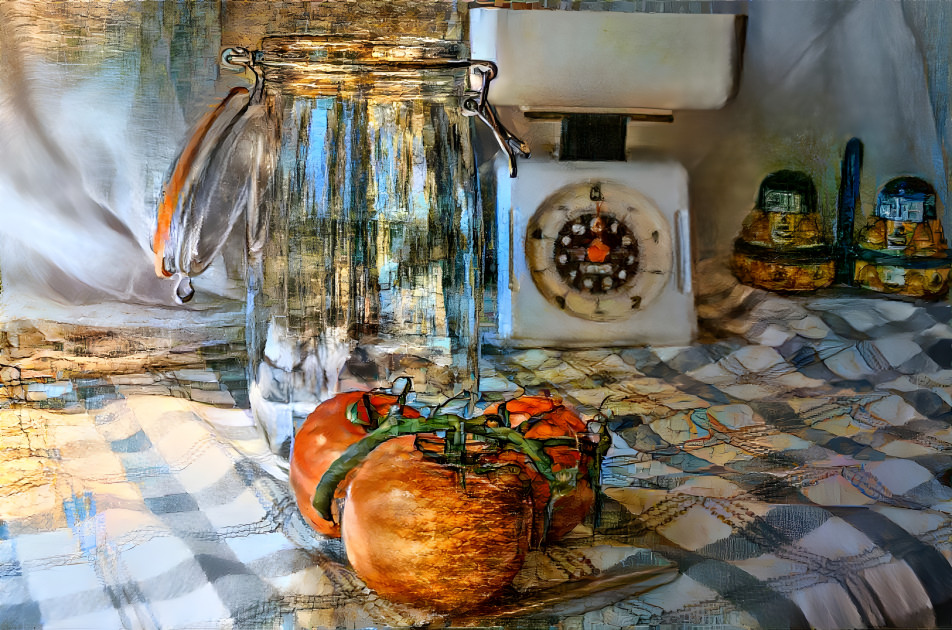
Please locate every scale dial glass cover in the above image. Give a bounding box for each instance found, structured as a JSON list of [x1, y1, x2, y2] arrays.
[[525, 181, 673, 321]]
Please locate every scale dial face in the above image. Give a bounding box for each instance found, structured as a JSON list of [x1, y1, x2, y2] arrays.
[[525, 181, 674, 322]]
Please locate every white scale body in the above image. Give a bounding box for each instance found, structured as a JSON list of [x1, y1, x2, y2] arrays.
[[494, 157, 695, 346], [471, 8, 743, 348]]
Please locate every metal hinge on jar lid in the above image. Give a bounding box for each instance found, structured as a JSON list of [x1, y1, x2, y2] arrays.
[[463, 61, 530, 177]]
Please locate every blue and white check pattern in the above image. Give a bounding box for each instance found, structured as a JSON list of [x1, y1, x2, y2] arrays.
[[2, 272, 952, 628], [0, 397, 428, 629], [482, 267, 952, 629]]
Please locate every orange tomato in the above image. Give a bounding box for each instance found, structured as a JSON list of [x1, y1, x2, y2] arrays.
[[484, 395, 596, 545], [340, 436, 534, 612], [289, 391, 420, 537]]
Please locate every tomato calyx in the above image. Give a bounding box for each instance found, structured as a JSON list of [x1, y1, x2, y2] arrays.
[[311, 403, 606, 525], [344, 378, 414, 430]]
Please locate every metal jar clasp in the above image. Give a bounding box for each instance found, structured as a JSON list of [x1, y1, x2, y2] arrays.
[[463, 61, 530, 178]]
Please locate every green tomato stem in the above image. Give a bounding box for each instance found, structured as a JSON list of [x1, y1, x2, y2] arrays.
[[312, 407, 576, 523]]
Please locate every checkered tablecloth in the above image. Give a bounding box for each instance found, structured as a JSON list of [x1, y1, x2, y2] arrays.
[[2, 281, 952, 629], [480, 275, 952, 629], [588, 389, 952, 629], [0, 396, 670, 629]]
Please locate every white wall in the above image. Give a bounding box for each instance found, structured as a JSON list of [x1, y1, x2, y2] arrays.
[[494, 1, 949, 264]]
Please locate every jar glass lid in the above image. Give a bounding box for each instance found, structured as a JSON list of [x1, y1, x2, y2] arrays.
[[254, 36, 470, 97]]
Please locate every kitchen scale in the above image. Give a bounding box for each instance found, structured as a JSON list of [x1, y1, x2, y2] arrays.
[[470, 8, 746, 347]]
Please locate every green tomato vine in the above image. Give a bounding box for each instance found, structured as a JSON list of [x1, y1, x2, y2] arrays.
[[310, 385, 609, 534]]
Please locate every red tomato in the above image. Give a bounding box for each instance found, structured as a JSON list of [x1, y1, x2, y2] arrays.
[[341, 436, 534, 613], [484, 395, 596, 545], [289, 391, 420, 537]]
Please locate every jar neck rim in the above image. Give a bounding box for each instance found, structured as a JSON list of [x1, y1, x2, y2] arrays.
[[256, 35, 469, 69]]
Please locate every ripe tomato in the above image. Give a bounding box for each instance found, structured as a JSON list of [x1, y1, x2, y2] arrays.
[[484, 395, 596, 545], [289, 391, 420, 537], [340, 436, 534, 613]]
